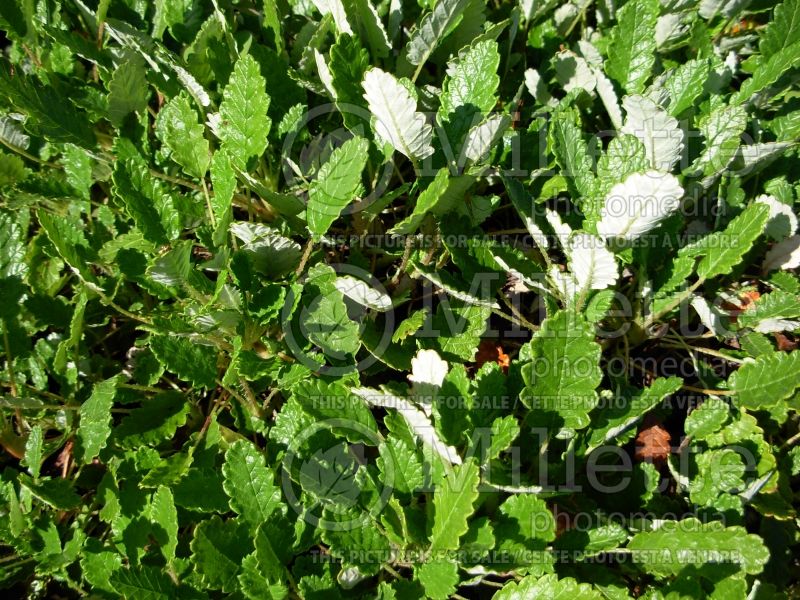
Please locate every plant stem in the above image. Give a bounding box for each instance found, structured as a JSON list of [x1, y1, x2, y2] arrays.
[[295, 239, 314, 277], [628, 361, 734, 396], [149, 169, 202, 192], [0, 137, 57, 169], [644, 278, 705, 328], [780, 430, 800, 451], [391, 234, 415, 286], [660, 342, 745, 364], [500, 294, 538, 331], [2, 323, 18, 398], [202, 179, 217, 229]]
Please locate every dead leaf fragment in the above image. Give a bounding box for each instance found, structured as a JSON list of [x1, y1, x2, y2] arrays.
[[634, 416, 671, 463]]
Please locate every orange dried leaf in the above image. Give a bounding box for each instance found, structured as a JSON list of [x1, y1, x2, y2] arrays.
[[634, 418, 671, 463], [475, 340, 510, 372]]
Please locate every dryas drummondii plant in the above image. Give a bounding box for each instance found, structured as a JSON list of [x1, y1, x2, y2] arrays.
[[0, 0, 799, 597]]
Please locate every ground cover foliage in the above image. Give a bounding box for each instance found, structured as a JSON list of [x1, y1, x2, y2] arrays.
[[0, 0, 800, 597]]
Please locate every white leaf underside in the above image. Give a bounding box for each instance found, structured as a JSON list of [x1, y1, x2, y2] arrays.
[[597, 171, 684, 242], [545, 208, 573, 243], [409, 349, 448, 388], [352, 386, 462, 465], [524, 68, 552, 105], [313, 49, 337, 99], [568, 233, 619, 291], [764, 235, 800, 272], [594, 68, 623, 130], [408, 349, 448, 414], [312, 0, 353, 34], [362, 68, 434, 159], [691, 296, 728, 336], [755, 194, 798, 241], [555, 50, 596, 94], [333, 275, 392, 311], [462, 114, 510, 163], [621, 95, 684, 172]]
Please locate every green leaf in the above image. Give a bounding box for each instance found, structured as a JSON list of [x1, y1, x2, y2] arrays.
[[210, 149, 235, 246], [554, 523, 629, 556], [76, 375, 119, 464], [341, 0, 391, 58], [321, 508, 390, 575], [222, 439, 282, 529], [307, 136, 369, 238], [301, 289, 361, 358], [0, 1, 29, 38], [231, 222, 302, 277], [389, 168, 451, 235], [107, 53, 150, 127], [415, 560, 459, 600], [262, 0, 283, 52], [296, 441, 362, 506], [729, 351, 800, 409], [486, 415, 520, 462], [329, 34, 371, 132], [604, 0, 659, 94], [586, 377, 682, 451], [150, 486, 178, 562], [191, 515, 252, 592], [685, 398, 730, 439], [23, 424, 43, 479], [62, 144, 93, 199], [218, 54, 271, 169], [439, 39, 500, 145], [0, 62, 95, 147], [550, 109, 595, 201], [521, 311, 602, 430], [595, 134, 648, 199], [80, 544, 123, 593], [37, 210, 91, 276], [146, 240, 192, 290], [429, 460, 480, 553], [495, 574, 604, 599], [155, 91, 210, 179], [253, 517, 294, 582], [689, 448, 746, 505], [294, 378, 378, 442], [113, 157, 181, 245], [378, 435, 424, 495], [690, 103, 748, 178], [238, 552, 288, 600], [109, 565, 177, 600], [54, 289, 88, 378], [19, 474, 81, 510], [664, 59, 711, 117], [499, 494, 556, 542], [760, 0, 800, 58], [405, 0, 470, 68], [628, 518, 769, 576], [731, 41, 800, 105], [737, 289, 800, 328], [150, 334, 218, 388], [0, 210, 26, 278], [695, 202, 769, 280], [113, 391, 191, 448], [420, 300, 491, 362], [392, 308, 429, 343]]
